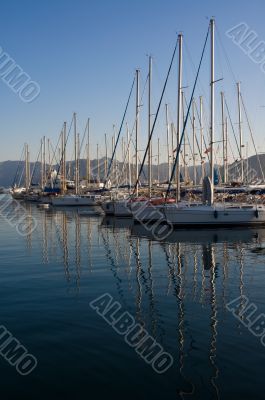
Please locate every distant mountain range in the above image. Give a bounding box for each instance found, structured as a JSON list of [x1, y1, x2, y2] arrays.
[[1, 154, 265, 188]]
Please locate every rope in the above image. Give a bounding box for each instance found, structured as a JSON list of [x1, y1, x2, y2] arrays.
[[166, 25, 210, 200], [104, 76, 135, 188], [240, 93, 265, 182], [132, 38, 179, 196]]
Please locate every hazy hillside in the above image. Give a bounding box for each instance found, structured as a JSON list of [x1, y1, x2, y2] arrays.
[[1, 154, 265, 187]]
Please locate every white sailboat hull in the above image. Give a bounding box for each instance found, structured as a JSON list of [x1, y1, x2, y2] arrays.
[[133, 200, 185, 223], [164, 203, 265, 226], [133, 204, 165, 222]]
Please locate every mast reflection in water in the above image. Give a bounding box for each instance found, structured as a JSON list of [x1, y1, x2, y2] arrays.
[[1, 201, 265, 399]]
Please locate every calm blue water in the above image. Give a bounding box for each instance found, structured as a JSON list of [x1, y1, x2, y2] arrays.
[[1, 195, 265, 399]]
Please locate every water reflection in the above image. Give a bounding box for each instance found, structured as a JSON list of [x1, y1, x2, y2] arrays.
[[16, 204, 265, 398]]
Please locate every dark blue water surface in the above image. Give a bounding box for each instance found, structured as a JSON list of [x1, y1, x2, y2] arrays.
[[1, 195, 265, 399]]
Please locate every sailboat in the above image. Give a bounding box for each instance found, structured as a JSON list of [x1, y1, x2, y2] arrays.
[[101, 71, 142, 217], [52, 193, 102, 206], [11, 143, 30, 200], [51, 114, 102, 207], [108, 44, 179, 218], [164, 19, 265, 227]]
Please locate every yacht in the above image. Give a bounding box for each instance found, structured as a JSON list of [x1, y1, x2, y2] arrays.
[[52, 194, 101, 206]]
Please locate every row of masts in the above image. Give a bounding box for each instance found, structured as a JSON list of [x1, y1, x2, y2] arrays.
[[20, 88, 246, 195], [132, 20, 246, 200], [20, 98, 245, 196], [20, 20, 252, 195]]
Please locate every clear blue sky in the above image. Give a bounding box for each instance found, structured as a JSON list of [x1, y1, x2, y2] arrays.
[[1, 0, 265, 162]]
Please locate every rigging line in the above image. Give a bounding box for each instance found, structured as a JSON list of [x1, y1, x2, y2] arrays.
[[46, 138, 56, 179], [49, 140, 61, 169], [169, 122, 186, 166], [55, 115, 74, 183], [129, 73, 149, 152], [166, 24, 210, 200], [201, 99, 211, 142], [46, 129, 64, 182], [183, 39, 210, 111], [187, 95, 219, 172], [117, 124, 147, 188], [115, 129, 133, 187], [113, 73, 149, 188], [152, 59, 178, 119], [30, 145, 42, 185], [49, 125, 64, 167], [104, 76, 135, 188], [116, 109, 149, 189], [12, 145, 25, 187], [215, 25, 225, 82], [18, 163, 25, 187], [194, 98, 210, 163], [15, 153, 25, 188], [240, 93, 265, 181], [216, 24, 238, 84], [178, 101, 193, 164], [79, 119, 89, 159], [183, 95, 203, 161], [111, 72, 150, 188], [224, 97, 241, 157], [227, 136, 237, 165], [132, 38, 179, 196], [185, 38, 224, 149]]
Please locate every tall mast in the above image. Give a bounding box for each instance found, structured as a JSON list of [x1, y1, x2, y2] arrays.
[[62, 123, 66, 194], [113, 124, 117, 182], [105, 133, 108, 178], [97, 143, 100, 183], [165, 104, 170, 182], [25, 144, 30, 192], [171, 122, 175, 183], [157, 137, 160, 183], [87, 118, 90, 186], [221, 92, 226, 184], [148, 56, 152, 198], [121, 136, 124, 181], [25, 143, 28, 191], [135, 69, 140, 196], [210, 18, 215, 203], [182, 91, 187, 184], [244, 141, 246, 184], [176, 33, 183, 202], [64, 122, 67, 193], [225, 117, 228, 182], [126, 122, 131, 190], [74, 112, 78, 194], [47, 138, 51, 187], [40, 138, 43, 190], [192, 99, 196, 186], [237, 82, 244, 183], [199, 96, 205, 181], [77, 132, 80, 193], [43, 136, 46, 188], [111, 135, 114, 184], [28, 145, 30, 191]]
